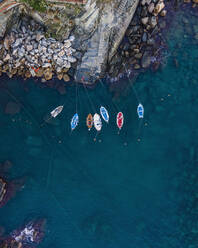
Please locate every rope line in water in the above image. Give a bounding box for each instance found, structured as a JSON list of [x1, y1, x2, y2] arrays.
[[82, 81, 97, 114], [75, 81, 78, 113], [98, 78, 121, 113], [123, 64, 141, 104]]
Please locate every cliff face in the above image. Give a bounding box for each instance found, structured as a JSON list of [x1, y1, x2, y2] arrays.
[[73, 0, 140, 83], [0, 0, 139, 83]]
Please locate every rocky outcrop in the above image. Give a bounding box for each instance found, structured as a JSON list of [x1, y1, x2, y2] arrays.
[[1, 218, 46, 248], [73, 0, 140, 83], [0, 16, 76, 81], [0, 0, 140, 83]]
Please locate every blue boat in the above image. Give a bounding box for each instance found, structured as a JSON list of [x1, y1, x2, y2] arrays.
[[71, 113, 79, 131], [100, 106, 109, 123], [137, 103, 144, 118]]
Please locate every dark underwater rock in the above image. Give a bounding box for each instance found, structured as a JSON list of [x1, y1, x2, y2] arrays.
[[141, 51, 152, 68], [5, 101, 21, 115]]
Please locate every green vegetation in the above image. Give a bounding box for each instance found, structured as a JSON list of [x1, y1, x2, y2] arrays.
[[20, 0, 47, 12]]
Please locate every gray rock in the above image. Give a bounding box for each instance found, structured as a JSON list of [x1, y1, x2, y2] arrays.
[[48, 48, 54, 54], [4, 37, 10, 50], [26, 45, 33, 52], [72, 51, 82, 60], [142, 32, 148, 42], [146, 0, 151, 4], [42, 47, 47, 53], [3, 53, 10, 62], [141, 51, 151, 68], [36, 33, 44, 42], [43, 63, 51, 68], [57, 58, 63, 66], [150, 16, 157, 28], [13, 38, 22, 48], [147, 38, 155, 45], [195, 33, 198, 40], [135, 53, 142, 59], [182, 17, 189, 24], [53, 54, 58, 60], [22, 26, 26, 34], [141, 17, 149, 25], [12, 49, 18, 56], [64, 61, 71, 68], [41, 39, 48, 47], [148, 3, 154, 13], [67, 56, 76, 63]]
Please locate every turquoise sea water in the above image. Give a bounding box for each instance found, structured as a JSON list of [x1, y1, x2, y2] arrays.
[[0, 8, 198, 248]]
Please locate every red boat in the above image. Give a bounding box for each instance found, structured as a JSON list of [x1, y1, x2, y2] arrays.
[[116, 112, 124, 130]]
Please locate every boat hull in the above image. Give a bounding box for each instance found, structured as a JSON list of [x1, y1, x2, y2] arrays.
[[117, 112, 124, 130], [137, 103, 144, 118], [50, 105, 64, 118], [71, 113, 79, 130], [86, 114, 93, 131], [100, 106, 109, 123], [93, 113, 102, 131]]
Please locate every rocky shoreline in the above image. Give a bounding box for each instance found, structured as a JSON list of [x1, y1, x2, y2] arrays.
[[0, 0, 197, 86], [107, 0, 170, 83], [0, 16, 77, 82], [107, 0, 198, 84]]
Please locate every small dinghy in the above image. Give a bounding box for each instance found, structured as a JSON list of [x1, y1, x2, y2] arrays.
[[71, 113, 79, 131], [93, 113, 102, 131], [50, 105, 64, 118], [100, 106, 109, 123], [117, 112, 124, 130], [137, 103, 144, 118], [86, 114, 93, 131]]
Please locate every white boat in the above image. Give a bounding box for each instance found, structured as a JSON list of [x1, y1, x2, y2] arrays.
[[50, 105, 64, 118], [137, 103, 144, 118], [93, 113, 102, 131], [100, 106, 109, 123]]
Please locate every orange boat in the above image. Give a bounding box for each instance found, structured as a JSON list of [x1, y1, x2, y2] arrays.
[[86, 114, 93, 131]]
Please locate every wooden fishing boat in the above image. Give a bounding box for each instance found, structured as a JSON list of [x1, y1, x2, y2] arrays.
[[137, 103, 144, 118], [100, 106, 109, 123], [71, 113, 79, 131], [116, 112, 124, 130], [86, 114, 93, 131], [93, 113, 102, 131], [50, 105, 64, 118]]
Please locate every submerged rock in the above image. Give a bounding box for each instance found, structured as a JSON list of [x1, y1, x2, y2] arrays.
[[141, 51, 151, 68], [63, 73, 70, 82], [5, 102, 21, 115]]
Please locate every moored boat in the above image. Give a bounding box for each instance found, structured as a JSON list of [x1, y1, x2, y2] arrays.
[[71, 113, 79, 131], [100, 106, 109, 123], [116, 112, 124, 130], [86, 114, 93, 131], [50, 105, 64, 118], [93, 113, 102, 131], [137, 103, 144, 118]]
